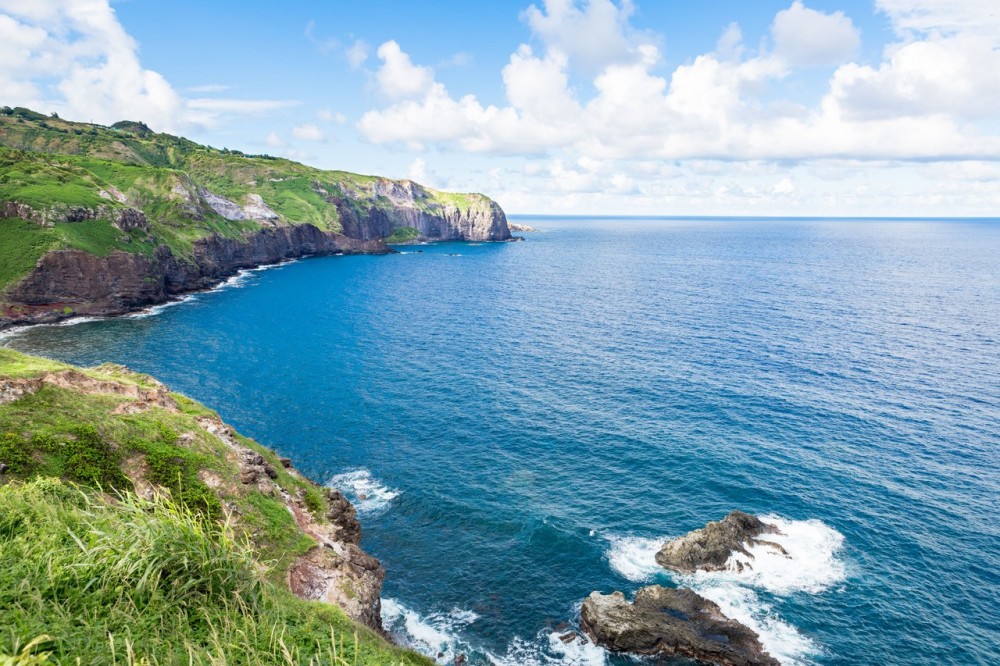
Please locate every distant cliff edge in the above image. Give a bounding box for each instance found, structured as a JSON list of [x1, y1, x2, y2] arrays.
[[0, 107, 512, 329]]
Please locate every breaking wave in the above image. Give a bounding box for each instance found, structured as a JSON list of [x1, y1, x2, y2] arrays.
[[327, 469, 401, 517]]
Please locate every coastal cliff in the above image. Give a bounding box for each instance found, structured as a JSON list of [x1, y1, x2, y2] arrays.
[[0, 348, 430, 664], [0, 107, 512, 328]]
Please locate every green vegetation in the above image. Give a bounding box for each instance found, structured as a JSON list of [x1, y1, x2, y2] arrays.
[[0, 349, 431, 665], [0, 218, 54, 290], [0, 479, 426, 665], [0, 109, 490, 293], [386, 226, 420, 243]]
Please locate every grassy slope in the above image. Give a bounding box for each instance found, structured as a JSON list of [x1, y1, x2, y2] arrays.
[[0, 349, 430, 666], [0, 107, 493, 291]]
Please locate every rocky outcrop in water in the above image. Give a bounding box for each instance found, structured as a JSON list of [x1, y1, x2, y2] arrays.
[[581, 586, 779, 666], [656, 511, 783, 573]]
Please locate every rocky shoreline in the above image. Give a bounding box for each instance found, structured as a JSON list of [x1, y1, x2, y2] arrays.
[[0, 226, 391, 331], [0, 224, 522, 332]]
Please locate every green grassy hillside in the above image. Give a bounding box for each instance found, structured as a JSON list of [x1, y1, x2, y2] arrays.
[[0, 106, 493, 292], [0, 349, 430, 666]]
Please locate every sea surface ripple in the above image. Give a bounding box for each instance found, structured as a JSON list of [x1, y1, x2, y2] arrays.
[[6, 218, 999, 665]]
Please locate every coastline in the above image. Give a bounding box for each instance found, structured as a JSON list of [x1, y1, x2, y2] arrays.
[[0, 241, 390, 332]]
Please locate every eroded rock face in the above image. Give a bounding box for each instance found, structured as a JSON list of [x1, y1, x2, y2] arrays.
[[1, 225, 389, 328], [0, 369, 177, 409], [580, 586, 779, 666], [655, 511, 782, 573], [288, 544, 385, 631], [333, 179, 512, 242], [326, 488, 362, 545]]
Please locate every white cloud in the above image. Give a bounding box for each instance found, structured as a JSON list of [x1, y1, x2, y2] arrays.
[[0, 0, 300, 132], [0, 0, 183, 130], [265, 131, 285, 148], [407, 157, 434, 185], [188, 99, 300, 113], [439, 51, 473, 68], [521, 0, 654, 73], [876, 0, 1000, 41], [827, 33, 1000, 121], [317, 109, 347, 124], [358, 4, 1000, 163], [346, 39, 369, 69], [771, 1, 861, 66], [374, 40, 434, 100], [292, 123, 325, 142], [304, 20, 338, 54], [187, 83, 231, 93]]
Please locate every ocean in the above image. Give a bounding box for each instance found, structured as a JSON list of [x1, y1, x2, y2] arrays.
[[4, 217, 999, 665]]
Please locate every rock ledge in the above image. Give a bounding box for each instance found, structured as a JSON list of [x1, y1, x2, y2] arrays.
[[581, 585, 779, 666]]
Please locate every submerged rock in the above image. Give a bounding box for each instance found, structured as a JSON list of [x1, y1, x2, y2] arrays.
[[580, 585, 778, 666], [655, 511, 783, 573]]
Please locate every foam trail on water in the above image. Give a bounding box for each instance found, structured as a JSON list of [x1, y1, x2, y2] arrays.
[[327, 469, 401, 517]]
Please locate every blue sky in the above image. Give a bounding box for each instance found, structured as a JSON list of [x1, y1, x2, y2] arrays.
[[2, 0, 999, 215]]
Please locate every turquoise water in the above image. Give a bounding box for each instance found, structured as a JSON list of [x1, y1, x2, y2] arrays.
[[4, 218, 999, 665]]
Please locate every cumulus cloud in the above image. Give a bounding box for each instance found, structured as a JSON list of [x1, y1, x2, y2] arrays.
[[771, 1, 860, 66], [292, 123, 325, 142], [877, 0, 1000, 40], [358, 1, 1000, 163], [828, 34, 1000, 121], [374, 40, 435, 100], [521, 0, 655, 73], [0, 0, 298, 131]]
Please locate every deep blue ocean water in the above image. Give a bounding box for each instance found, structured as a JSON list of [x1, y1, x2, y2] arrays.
[[4, 218, 1000, 665]]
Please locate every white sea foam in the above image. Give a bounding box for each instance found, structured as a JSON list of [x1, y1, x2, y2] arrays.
[[694, 583, 819, 666], [381, 598, 479, 663], [383, 598, 608, 666], [0, 314, 105, 341], [703, 515, 846, 595], [486, 632, 607, 666], [604, 516, 846, 665], [55, 316, 104, 326], [127, 294, 198, 319], [327, 469, 400, 517], [605, 535, 663, 582]]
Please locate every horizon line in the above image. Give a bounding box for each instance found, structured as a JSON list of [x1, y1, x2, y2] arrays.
[[506, 213, 1000, 221]]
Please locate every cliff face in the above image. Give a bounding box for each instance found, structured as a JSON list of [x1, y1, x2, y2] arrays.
[[335, 179, 511, 242], [0, 108, 514, 328], [2, 225, 388, 323]]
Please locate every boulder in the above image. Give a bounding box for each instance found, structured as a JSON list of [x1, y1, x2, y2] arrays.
[[656, 511, 783, 573], [581, 585, 778, 666], [287, 543, 385, 631]]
